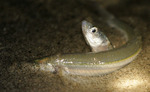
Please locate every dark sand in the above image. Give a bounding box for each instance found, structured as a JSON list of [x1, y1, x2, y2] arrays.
[[0, 0, 150, 92]]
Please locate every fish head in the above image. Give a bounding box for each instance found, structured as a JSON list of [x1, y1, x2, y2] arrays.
[[82, 20, 113, 52]]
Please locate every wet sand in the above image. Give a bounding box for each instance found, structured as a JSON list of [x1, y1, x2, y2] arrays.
[[0, 0, 150, 92]]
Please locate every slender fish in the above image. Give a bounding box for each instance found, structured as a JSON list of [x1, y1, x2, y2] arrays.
[[35, 2, 141, 76]]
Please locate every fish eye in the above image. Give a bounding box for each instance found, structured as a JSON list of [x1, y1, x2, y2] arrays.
[[91, 27, 97, 33], [92, 29, 96, 33]]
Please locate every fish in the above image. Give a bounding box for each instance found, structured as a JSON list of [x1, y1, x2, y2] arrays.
[[34, 1, 141, 76]]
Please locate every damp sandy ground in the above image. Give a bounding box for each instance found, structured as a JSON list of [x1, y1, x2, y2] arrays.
[[0, 0, 150, 92]]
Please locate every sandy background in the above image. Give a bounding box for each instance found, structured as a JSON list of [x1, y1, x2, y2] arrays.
[[0, 0, 150, 92]]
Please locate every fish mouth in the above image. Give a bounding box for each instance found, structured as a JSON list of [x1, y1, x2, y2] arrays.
[[82, 20, 93, 33]]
